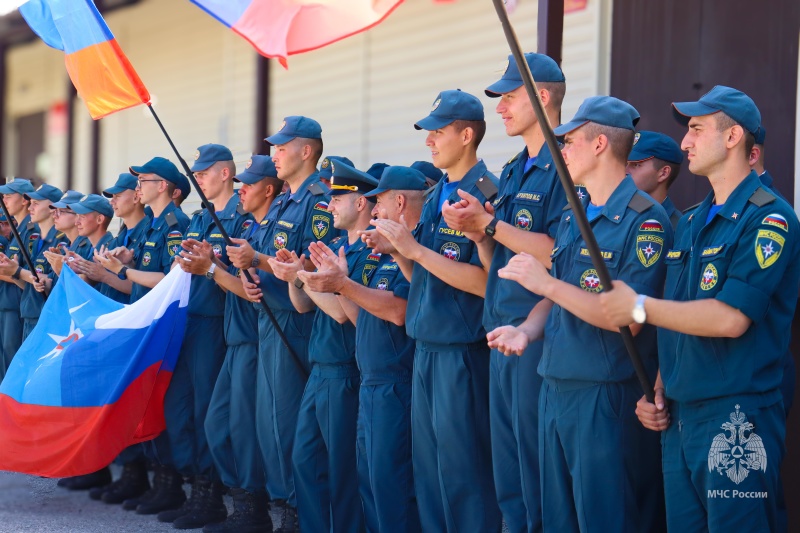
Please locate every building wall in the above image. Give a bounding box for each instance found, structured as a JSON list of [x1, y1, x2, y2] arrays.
[[3, 0, 610, 210]]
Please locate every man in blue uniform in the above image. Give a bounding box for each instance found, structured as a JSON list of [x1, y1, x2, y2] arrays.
[[368, 89, 502, 532], [0, 178, 36, 378], [626, 130, 684, 228], [303, 165, 426, 532], [228, 116, 336, 532], [178, 155, 282, 532], [97, 157, 191, 516], [442, 52, 567, 533], [488, 96, 670, 532], [147, 144, 250, 530], [266, 161, 376, 533], [600, 86, 800, 533]]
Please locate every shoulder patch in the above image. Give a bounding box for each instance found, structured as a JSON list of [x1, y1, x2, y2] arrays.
[[167, 230, 182, 239], [749, 187, 776, 208], [313, 201, 329, 212], [311, 214, 330, 239], [755, 229, 784, 269], [637, 221, 665, 267], [639, 219, 664, 233], [307, 183, 326, 196], [628, 193, 655, 214], [165, 212, 179, 228], [762, 213, 789, 232], [475, 175, 499, 201]]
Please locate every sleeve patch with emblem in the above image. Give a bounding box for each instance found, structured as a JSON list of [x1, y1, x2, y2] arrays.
[[755, 229, 784, 269], [636, 226, 664, 267], [762, 214, 789, 232], [312, 215, 330, 239], [167, 231, 183, 239], [314, 201, 329, 211]]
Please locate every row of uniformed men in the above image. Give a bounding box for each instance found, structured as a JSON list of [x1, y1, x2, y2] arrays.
[[2, 50, 797, 533]]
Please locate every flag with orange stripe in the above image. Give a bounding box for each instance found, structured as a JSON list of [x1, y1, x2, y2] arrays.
[[19, 0, 150, 119]]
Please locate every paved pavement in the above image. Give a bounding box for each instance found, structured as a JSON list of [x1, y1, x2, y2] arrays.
[[0, 468, 227, 532]]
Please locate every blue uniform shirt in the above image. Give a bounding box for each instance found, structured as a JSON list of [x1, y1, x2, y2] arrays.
[[484, 144, 567, 330], [355, 253, 414, 384], [184, 193, 252, 317], [130, 202, 189, 303], [307, 235, 381, 365], [406, 160, 499, 345], [21, 225, 70, 319], [4, 216, 36, 311], [99, 216, 151, 303], [661, 196, 682, 230], [252, 173, 337, 311], [659, 171, 800, 406], [0, 234, 16, 312], [540, 176, 673, 383], [223, 218, 260, 346]]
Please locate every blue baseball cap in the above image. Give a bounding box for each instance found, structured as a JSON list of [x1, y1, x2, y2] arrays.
[[174, 173, 191, 199], [364, 166, 429, 198], [628, 131, 684, 165], [553, 96, 640, 137], [485, 52, 565, 97], [129, 157, 185, 186], [414, 90, 485, 130], [672, 85, 761, 136], [235, 155, 279, 184], [755, 125, 766, 145], [0, 178, 35, 195], [265, 116, 322, 146], [410, 161, 443, 184], [191, 143, 234, 172], [319, 156, 354, 180], [50, 189, 84, 209], [24, 183, 64, 202], [71, 194, 114, 218], [328, 160, 378, 196], [366, 163, 389, 181], [102, 173, 138, 197]]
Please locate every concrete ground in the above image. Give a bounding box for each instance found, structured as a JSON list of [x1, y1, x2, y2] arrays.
[[0, 467, 231, 532]]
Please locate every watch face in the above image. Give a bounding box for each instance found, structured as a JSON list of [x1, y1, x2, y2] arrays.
[[632, 306, 646, 324]]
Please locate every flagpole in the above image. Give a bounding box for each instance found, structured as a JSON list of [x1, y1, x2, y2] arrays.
[[489, 0, 654, 402], [0, 193, 44, 287], [146, 105, 308, 378]]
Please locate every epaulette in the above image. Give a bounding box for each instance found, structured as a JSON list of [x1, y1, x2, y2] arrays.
[[748, 187, 776, 207], [423, 185, 437, 197], [165, 211, 179, 228], [26, 222, 35, 231], [307, 183, 326, 196], [192, 209, 203, 216], [476, 175, 499, 202], [684, 201, 703, 214], [670, 210, 682, 228], [236, 203, 246, 215], [56, 232, 65, 239], [628, 192, 655, 214]]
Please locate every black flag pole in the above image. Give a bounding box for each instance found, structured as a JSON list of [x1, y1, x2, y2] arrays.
[[490, 0, 654, 402], [146, 105, 309, 378], [0, 192, 44, 287]]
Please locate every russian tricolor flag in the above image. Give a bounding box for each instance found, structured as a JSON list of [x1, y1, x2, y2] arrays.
[[189, 0, 403, 68], [0, 267, 189, 478], [17, 0, 150, 119]]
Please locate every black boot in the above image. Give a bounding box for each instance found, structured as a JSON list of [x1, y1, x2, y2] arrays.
[[63, 467, 112, 491], [134, 465, 186, 515], [172, 477, 228, 530], [100, 459, 150, 504], [202, 489, 272, 533], [271, 499, 299, 533], [156, 477, 204, 524]]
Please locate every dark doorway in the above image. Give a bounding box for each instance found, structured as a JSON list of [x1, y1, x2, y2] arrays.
[[610, 0, 799, 211], [15, 111, 45, 182], [611, 0, 800, 527]]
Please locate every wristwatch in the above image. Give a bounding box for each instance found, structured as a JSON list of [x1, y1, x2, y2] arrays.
[[294, 277, 305, 289], [11, 266, 22, 280], [484, 217, 499, 237], [632, 294, 647, 324], [251, 253, 260, 268], [118, 266, 129, 280], [205, 263, 217, 280]]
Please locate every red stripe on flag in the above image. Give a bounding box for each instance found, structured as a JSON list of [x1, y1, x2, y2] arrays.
[[0, 363, 170, 478], [64, 39, 150, 120]]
